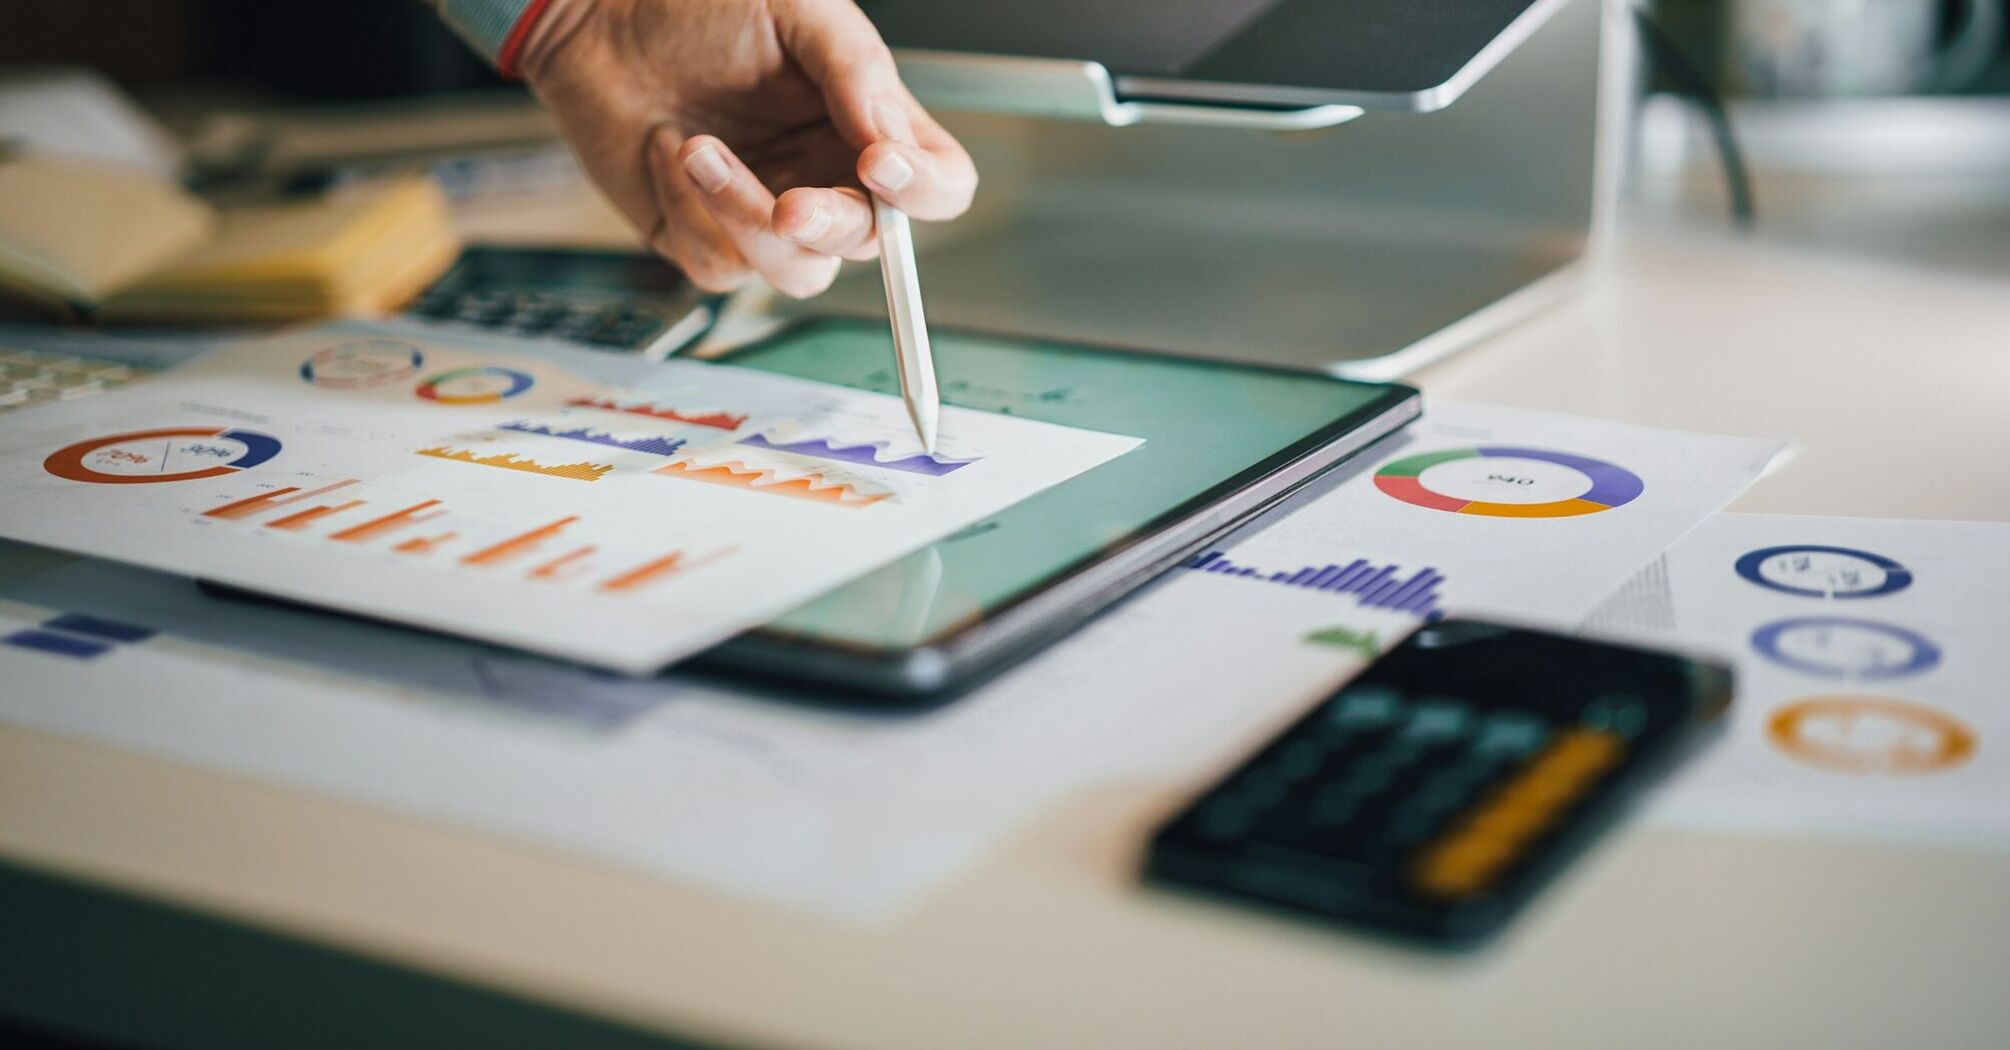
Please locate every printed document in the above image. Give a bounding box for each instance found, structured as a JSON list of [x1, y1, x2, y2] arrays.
[[0, 322, 1139, 671], [1586, 514, 2010, 849]]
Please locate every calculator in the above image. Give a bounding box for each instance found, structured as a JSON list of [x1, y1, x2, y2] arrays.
[[405, 246, 720, 359], [1146, 620, 1732, 946]]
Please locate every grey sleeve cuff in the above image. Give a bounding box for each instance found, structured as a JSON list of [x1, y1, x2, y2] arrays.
[[438, 0, 537, 67]]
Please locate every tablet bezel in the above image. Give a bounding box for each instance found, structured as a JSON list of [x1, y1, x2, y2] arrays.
[[695, 318, 1422, 703]]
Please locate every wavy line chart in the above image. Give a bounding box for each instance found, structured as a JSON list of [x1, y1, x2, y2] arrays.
[[497, 420, 687, 457], [652, 458, 891, 507], [564, 396, 747, 431], [737, 433, 977, 476], [415, 445, 614, 482]]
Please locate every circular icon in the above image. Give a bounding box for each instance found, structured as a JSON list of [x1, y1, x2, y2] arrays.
[[1750, 617, 1942, 680], [415, 366, 535, 404], [1735, 545, 1913, 599], [299, 340, 424, 388], [1769, 696, 1975, 775], [1374, 446, 1643, 518], [44, 427, 282, 484]]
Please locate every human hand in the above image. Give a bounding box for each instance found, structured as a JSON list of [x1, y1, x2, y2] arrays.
[[517, 0, 977, 297]]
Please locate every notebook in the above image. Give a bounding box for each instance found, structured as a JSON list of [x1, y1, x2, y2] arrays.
[[0, 154, 458, 323]]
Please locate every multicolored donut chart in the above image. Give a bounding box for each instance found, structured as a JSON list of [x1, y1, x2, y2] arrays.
[[1373, 446, 1645, 518], [414, 366, 536, 404]]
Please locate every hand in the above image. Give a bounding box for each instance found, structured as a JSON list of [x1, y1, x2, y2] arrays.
[[518, 0, 977, 298]]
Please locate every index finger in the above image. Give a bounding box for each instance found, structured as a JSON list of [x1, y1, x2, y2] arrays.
[[857, 100, 978, 221]]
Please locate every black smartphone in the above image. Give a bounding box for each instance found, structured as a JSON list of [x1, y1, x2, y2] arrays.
[[1146, 619, 1732, 946]]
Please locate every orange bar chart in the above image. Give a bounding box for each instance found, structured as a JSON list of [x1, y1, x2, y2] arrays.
[[530, 545, 597, 581], [330, 500, 445, 543], [395, 531, 459, 555], [599, 547, 731, 593], [265, 499, 366, 531], [599, 552, 682, 592], [461, 517, 578, 567], [202, 479, 358, 521]]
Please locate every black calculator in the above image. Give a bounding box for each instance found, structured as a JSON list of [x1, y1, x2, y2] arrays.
[[1146, 620, 1731, 946], [406, 246, 720, 359]]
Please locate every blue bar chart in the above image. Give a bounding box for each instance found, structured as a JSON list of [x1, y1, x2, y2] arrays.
[[1184, 550, 1447, 621]]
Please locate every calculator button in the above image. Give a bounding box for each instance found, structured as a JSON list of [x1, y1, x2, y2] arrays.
[[1325, 685, 1404, 731], [1582, 693, 1650, 738], [1411, 728, 1624, 900], [1306, 783, 1362, 828], [1241, 762, 1301, 809], [1275, 739, 1325, 781], [1472, 711, 1549, 759], [1398, 698, 1471, 745], [1198, 798, 1254, 841]]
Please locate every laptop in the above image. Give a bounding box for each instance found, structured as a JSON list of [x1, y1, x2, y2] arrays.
[[859, 0, 1558, 112]]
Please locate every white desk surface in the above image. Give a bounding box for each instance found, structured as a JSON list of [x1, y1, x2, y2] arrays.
[[3, 222, 2008, 1049]]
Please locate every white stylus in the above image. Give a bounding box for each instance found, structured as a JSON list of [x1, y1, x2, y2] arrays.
[[873, 195, 939, 453]]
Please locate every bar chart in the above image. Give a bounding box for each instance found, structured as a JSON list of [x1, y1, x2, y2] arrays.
[[194, 481, 713, 597], [564, 396, 747, 431], [1185, 550, 1447, 621], [496, 420, 687, 457], [415, 445, 614, 482]]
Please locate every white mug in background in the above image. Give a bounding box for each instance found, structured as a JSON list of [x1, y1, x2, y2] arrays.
[[1728, 0, 2004, 96]]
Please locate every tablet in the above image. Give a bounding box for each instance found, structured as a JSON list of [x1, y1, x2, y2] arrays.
[[699, 319, 1419, 701]]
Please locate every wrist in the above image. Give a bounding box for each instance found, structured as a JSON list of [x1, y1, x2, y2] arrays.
[[514, 0, 600, 85], [438, 0, 581, 80]]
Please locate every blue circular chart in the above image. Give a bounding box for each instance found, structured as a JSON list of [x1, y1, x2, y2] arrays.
[[1735, 545, 1913, 599], [1750, 617, 1941, 680]]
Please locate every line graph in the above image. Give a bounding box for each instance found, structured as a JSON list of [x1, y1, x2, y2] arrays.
[[1185, 551, 1447, 621], [653, 458, 891, 507], [415, 446, 614, 482], [564, 396, 747, 431], [737, 433, 976, 476], [498, 420, 686, 457]]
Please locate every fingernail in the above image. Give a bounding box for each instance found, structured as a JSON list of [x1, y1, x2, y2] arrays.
[[783, 201, 832, 242], [873, 101, 915, 146], [868, 150, 914, 192], [683, 145, 731, 194]]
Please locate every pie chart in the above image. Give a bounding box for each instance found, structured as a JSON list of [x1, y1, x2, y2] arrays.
[[1374, 446, 1644, 518], [44, 426, 282, 484], [299, 340, 425, 388], [416, 367, 536, 404]]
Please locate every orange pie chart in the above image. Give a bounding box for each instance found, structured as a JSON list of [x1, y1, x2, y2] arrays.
[[1768, 696, 1976, 775]]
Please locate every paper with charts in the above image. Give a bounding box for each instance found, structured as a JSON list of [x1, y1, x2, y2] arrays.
[[0, 401, 1782, 920], [0, 323, 1140, 671], [1585, 514, 2010, 850]]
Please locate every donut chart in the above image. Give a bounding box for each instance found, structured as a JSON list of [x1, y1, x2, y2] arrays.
[[1768, 695, 1974, 775], [299, 340, 424, 388], [1750, 616, 1942, 680], [44, 427, 282, 484], [416, 367, 535, 404], [1374, 446, 1644, 518], [1734, 544, 1913, 599]]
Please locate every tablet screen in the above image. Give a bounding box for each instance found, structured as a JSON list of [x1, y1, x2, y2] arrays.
[[723, 319, 1404, 653]]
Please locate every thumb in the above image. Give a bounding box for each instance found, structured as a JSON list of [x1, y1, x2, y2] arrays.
[[772, 0, 913, 148]]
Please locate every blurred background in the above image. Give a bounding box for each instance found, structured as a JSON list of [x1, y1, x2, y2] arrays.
[[1, 0, 2006, 316]]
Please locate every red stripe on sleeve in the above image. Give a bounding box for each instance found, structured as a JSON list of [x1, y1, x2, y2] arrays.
[[496, 0, 560, 80]]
